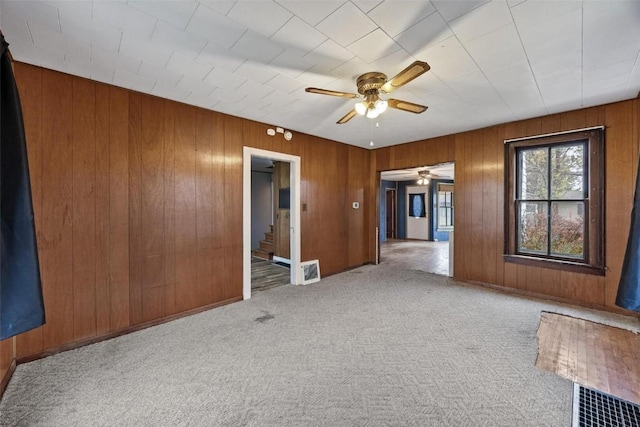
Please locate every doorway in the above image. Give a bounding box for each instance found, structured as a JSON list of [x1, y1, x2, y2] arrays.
[[385, 189, 396, 239], [378, 163, 455, 277], [243, 147, 301, 300]]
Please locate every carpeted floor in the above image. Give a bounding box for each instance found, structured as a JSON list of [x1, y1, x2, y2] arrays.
[[1, 265, 638, 426]]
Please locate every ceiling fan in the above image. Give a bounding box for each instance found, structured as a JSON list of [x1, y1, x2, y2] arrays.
[[305, 61, 430, 124], [417, 169, 432, 185]]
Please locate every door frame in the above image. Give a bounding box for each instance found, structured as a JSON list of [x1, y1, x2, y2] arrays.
[[385, 188, 396, 239], [243, 147, 301, 300]]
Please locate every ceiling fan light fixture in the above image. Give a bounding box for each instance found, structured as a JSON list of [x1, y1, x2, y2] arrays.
[[417, 170, 431, 185], [355, 101, 367, 115], [374, 99, 388, 114], [366, 108, 380, 119]]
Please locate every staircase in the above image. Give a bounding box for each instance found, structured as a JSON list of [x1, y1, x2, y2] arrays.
[[252, 225, 274, 260]]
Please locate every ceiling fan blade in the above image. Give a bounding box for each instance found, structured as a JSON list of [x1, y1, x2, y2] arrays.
[[380, 61, 430, 93], [337, 109, 358, 124], [305, 87, 360, 99], [388, 99, 428, 114]]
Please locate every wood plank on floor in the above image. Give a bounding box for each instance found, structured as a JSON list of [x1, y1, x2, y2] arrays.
[[251, 257, 290, 292], [535, 312, 640, 405]]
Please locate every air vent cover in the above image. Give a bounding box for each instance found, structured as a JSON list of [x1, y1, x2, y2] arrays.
[[573, 383, 640, 427]]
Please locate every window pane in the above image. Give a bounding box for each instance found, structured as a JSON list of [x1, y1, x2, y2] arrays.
[[518, 201, 548, 254], [409, 194, 425, 217], [519, 148, 548, 199], [551, 144, 584, 199], [550, 201, 584, 259]]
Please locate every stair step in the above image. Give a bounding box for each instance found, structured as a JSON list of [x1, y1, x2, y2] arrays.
[[252, 249, 273, 260], [260, 240, 273, 251], [264, 232, 273, 242]]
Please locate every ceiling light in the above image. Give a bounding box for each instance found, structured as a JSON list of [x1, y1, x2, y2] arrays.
[[417, 170, 431, 185], [374, 99, 388, 114], [355, 97, 388, 119], [366, 108, 380, 119]]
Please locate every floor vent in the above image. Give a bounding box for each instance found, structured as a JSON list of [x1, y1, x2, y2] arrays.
[[573, 383, 640, 427]]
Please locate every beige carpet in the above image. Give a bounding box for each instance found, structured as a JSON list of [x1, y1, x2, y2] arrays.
[[1, 265, 638, 426]]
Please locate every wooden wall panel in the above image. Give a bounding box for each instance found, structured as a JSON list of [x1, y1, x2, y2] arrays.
[[195, 109, 214, 306], [0, 338, 13, 379], [72, 78, 97, 341], [348, 146, 367, 267], [375, 97, 639, 313], [210, 112, 227, 303], [299, 137, 350, 274], [40, 69, 74, 350], [0, 336, 14, 398], [14, 63, 44, 358], [480, 127, 498, 285], [95, 84, 111, 335], [162, 102, 177, 316], [223, 116, 243, 299], [128, 93, 144, 324], [108, 87, 130, 331], [604, 101, 637, 307], [493, 125, 505, 287], [140, 95, 166, 322], [173, 103, 198, 311]]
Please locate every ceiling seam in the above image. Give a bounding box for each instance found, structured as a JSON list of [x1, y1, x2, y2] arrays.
[[580, 1, 584, 107], [507, 3, 548, 115]]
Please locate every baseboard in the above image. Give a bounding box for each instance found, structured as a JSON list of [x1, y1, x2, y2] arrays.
[[0, 358, 17, 401], [16, 296, 242, 365], [457, 277, 640, 319]]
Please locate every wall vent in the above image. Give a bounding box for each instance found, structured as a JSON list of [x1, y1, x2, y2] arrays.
[[573, 383, 640, 427]]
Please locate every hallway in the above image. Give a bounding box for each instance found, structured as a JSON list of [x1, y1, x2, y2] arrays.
[[380, 239, 450, 276], [251, 257, 290, 292]]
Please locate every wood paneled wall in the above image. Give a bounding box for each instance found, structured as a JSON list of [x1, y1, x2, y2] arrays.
[[371, 98, 640, 312], [1, 61, 636, 392], [0, 63, 371, 373]]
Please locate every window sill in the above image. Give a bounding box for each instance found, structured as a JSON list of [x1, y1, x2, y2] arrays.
[[503, 254, 606, 276]]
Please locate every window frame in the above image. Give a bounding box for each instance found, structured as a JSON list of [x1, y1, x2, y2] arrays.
[[436, 183, 454, 231], [504, 127, 605, 275]]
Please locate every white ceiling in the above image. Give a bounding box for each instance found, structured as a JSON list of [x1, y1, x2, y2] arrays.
[[381, 162, 454, 181], [1, 1, 639, 150]]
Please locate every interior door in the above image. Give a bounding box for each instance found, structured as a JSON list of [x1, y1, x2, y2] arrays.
[[273, 161, 290, 260], [385, 189, 396, 239]]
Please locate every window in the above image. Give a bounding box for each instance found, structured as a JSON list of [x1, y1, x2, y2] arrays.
[[409, 193, 426, 218], [504, 128, 605, 275], [437, 183, 454, 230]]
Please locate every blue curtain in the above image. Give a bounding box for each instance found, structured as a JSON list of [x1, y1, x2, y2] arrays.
[[616, 153, 640, 312], [0, 34, 45, 339]]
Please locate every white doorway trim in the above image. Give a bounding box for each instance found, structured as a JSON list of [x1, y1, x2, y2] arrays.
[[243, 147, 301, 300]]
